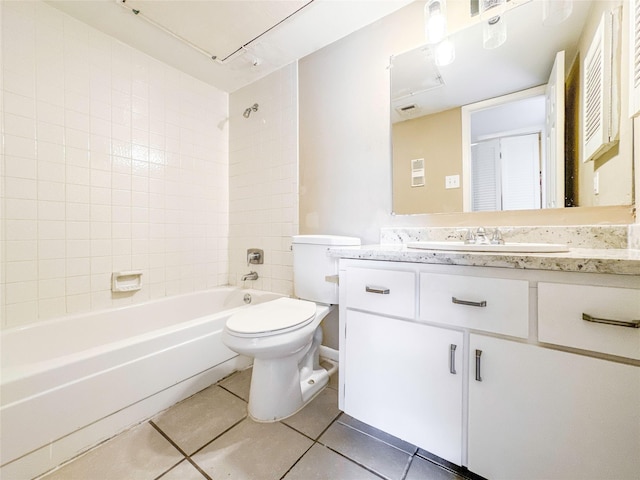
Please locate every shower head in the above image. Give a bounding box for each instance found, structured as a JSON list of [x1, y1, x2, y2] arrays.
[[243, 103, 259, 118]]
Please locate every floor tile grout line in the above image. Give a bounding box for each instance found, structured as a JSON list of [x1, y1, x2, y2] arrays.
[[277, 441, 317, 480], [315, 410, 344, 439], [336, 418, 417, 456], [153, 459, 200, 480], [149, 420, 191, 458], [279, 409, 342, 443], [218, 383, 250, 403], [188, 414, 249, 457], [185, 457, 214, 480], [149, 420, 216, 480], [320, 444, 391, 480]]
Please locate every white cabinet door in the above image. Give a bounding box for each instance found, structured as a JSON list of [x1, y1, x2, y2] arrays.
[[468, 334, 640, 480], [344, 310, 464, 465]]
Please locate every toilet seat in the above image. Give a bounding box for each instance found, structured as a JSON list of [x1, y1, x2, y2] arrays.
[[226, 297, 317, 337]]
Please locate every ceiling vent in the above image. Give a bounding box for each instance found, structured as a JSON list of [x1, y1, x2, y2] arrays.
[[396, 104, 422, 117]]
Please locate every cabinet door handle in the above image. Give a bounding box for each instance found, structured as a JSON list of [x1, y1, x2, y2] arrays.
[[452, 297, 487, 308], [475, 349, 483, 382], [449, 344, 457, 375], [582, 313, 640, 328], [366, 286, 390, 295]]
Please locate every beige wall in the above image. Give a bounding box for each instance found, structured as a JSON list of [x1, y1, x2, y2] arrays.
[[576, 0, 633, 207], [392, 108, 463, 214], [299, 1, 635, 244]]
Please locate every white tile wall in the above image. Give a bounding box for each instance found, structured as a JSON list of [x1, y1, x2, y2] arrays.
[[229, 64, 298, 296], [1, 1, 229, 328]]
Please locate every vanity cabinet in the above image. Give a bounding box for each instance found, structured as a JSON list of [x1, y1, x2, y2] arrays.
[[467, 334, 640, 480], [339, 259, 640, 480], [419, 271, 530, 338], [344, 311, 464, 465], [341, 266, 463, 464]]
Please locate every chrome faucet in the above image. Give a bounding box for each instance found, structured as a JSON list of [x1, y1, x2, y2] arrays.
[[463, 228, 476, 244], [464, 227, 504, 245], [475, 227, 490, 245], [490, 227, 504, 245], [241, 271, 258, 281]]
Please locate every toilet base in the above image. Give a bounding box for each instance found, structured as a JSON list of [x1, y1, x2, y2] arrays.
[[247, 357, 337, 423]]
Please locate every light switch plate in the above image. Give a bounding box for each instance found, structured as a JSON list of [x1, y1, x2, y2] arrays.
[[445, 175, 460, 189]]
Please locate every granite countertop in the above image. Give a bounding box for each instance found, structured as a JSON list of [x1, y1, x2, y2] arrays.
[[329, 244, 640, 276]]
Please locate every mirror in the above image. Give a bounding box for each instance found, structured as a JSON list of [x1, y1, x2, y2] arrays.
[[391, 0, 633, 214]]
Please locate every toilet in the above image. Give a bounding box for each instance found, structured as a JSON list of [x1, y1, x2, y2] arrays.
[[223, 234, 361, 422]]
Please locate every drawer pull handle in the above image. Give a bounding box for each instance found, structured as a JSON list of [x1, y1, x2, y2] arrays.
[[366, 286, 390, 295], [475, 349, 483, 382], [449, 344, 457, 375], [452, 297, 487, 308], [582, 313, 640, 329]]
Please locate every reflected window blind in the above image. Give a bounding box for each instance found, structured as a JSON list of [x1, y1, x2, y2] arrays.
[[471, 140, 500, 211]]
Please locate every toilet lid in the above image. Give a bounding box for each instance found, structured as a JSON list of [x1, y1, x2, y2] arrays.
[[226, 297, 316, 335]]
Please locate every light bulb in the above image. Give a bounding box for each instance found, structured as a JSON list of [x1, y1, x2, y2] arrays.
[[483, 15, 507, 49], [425, 0, 447, 45], [434, 38, 455, 66], [542, 0, 573, 26]]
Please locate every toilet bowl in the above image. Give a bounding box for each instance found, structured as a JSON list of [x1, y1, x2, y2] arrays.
[[223, 297, 335, 422], [222, 234, 360, 422]]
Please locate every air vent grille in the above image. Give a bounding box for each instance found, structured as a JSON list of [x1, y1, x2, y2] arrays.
[[411, 158, 425, 187]]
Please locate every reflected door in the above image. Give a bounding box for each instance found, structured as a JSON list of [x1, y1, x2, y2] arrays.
[[472, 134, 542, 211]]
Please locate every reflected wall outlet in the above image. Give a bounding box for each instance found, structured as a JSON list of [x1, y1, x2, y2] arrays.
[[593, 172, 599, 195], [445, 175, 460, 189]]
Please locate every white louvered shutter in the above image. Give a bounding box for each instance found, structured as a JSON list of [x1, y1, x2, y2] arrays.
[[630, 0, 640, 117], [582, 10, 620, 162]]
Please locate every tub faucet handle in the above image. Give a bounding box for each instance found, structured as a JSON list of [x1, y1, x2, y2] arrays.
[[247, 248, 263, 266]]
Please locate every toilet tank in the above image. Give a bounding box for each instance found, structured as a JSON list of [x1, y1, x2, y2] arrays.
[[292, 235, 361, 304]]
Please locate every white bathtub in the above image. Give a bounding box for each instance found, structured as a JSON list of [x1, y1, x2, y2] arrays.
[[0, 288, 280, 480]]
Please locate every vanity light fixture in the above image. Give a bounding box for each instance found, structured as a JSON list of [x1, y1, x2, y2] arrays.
[[424, 0, 448, 45], [542, 0, 573, 26], [480, 0, 507, 49], [425, 0, 455, 66]]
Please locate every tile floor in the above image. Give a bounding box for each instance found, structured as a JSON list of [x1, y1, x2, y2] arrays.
[[40, 368, 473, 480]]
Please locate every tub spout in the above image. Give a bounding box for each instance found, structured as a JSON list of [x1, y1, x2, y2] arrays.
[[241, 271, 258, 281]]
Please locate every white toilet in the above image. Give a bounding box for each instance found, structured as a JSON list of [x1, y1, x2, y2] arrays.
[[223, 234, 360, 422]]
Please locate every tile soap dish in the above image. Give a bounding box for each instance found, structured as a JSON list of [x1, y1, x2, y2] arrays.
[[111, 271, 143, 292]]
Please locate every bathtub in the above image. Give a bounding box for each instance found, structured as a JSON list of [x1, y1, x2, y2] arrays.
[[0, 288, 281, 480]]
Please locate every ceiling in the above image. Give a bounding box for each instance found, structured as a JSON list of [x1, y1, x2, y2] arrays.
[[390, 0, 591, 123], [46, 0, 414, 93]]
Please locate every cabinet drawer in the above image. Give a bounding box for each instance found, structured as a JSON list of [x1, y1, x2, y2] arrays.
[[345, 267, 415, 318], [420, 273, 529, 338], [538, 283, 640, 360]]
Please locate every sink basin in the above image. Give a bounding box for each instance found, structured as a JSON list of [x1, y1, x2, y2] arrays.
[[406, 241, 569, 253]]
